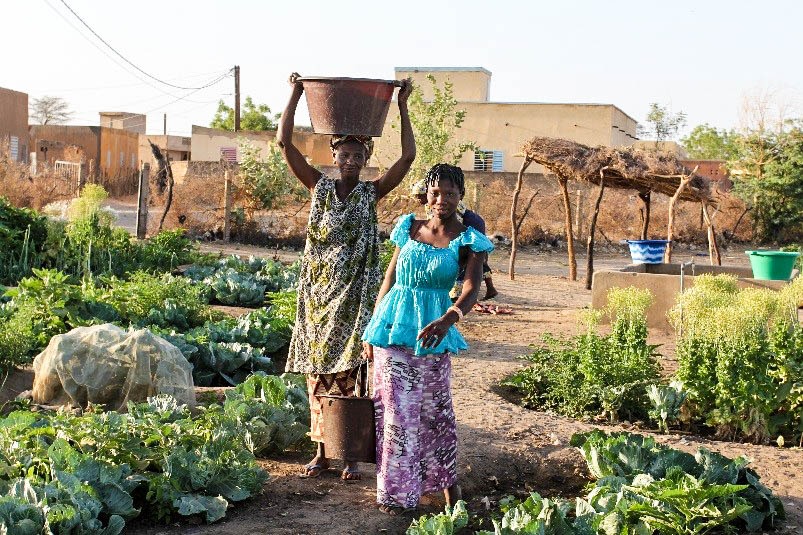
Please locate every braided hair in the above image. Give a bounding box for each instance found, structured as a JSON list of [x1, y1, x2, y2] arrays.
[[424, 163, 465, 197]]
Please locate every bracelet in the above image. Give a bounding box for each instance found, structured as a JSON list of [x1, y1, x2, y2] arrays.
[[447, 305, 464, 322]]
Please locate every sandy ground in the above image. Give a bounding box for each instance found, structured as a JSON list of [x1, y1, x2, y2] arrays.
[[3, 244, 801, 534]]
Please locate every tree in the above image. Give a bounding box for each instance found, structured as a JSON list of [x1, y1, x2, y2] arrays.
[[733, 124, 803, 242], [29, 96, 72, 125], [211, 97, 279, 131], [681, 124, 741, 160], [637, 103, 687, 143], [392, 75, 476, 185]]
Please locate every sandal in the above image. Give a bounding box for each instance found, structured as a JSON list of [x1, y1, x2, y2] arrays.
[[341, 466, 362, 481], [378, 504, 415, 516], [299, 462, 328, 478]]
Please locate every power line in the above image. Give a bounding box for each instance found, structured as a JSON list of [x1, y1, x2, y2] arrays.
[[58, 0, 231, 91]]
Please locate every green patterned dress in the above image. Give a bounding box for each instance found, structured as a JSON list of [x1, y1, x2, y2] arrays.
[[285, 176, 382, 375]]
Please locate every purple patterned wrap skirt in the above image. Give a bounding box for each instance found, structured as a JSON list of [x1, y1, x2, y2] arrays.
[[373, 345, 457, 509]]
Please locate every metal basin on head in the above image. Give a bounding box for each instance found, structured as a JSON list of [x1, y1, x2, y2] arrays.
[[298, 77, 402, 137]]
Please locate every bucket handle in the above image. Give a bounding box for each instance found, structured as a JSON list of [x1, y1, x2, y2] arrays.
[[356, 360, 371, 398]]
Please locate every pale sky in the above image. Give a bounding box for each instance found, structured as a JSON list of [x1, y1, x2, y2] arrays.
[[3, 0, 802, 138]]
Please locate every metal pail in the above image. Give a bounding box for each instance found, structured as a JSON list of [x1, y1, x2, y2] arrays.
[[320, 394, 376, 464]]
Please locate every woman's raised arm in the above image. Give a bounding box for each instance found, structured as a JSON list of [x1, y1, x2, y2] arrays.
[[374, 79, 416, 200], [276, 73, 322, 190]]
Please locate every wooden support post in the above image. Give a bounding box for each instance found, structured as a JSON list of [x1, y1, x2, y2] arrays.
[[223, 169, 233, 242], [585, 169, 606, 290], [638, 190, 651, 240], [701, 201, 721, 266], [558, 176, 577, 281], [509, 159, 531, 280], [574, 188, 584, 243], [664, 167, 697, 263], [136, 163, 150, 240]]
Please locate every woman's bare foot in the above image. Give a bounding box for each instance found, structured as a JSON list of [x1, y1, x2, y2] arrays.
[[444, 484, 462, 507]]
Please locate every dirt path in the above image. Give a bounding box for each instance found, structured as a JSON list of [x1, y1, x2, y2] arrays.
[[122, 246, 802, 535]]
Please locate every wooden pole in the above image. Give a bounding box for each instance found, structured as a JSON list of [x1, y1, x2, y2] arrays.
[[509, 159, 531, 280], [574, 188, 583, 242], [664, 166, 697, 263], [558, 176, 577, 281], [638, 190, 651, 240], [585, 169, 606, 290], [136, 163, 150, 240], [234, 65, 241, 132], [223, 169, 233, 242], [701, 201, 721, 265]]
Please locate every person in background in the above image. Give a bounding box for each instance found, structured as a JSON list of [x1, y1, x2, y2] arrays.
[[363, 164, 494, 515], [277, 73, 415, 481], [411, 179, 497, 300]]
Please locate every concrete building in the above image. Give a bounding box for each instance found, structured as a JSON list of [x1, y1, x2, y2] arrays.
[[374, 67, 639, 174], [190, 125, 331, 165], [139, 134, 192, 171], [99, 112, 147, 135], [29, 122, 140, 193], [0, 87, 29, 162]]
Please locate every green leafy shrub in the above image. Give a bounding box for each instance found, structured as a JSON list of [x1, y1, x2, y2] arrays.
[[670, 274, 803, 443], [503, 287, 660, 421], [238, 138, 308, 210], [0, 269, 117, 370], [137, 228, 196, 272], [0, 196, 49, 285]]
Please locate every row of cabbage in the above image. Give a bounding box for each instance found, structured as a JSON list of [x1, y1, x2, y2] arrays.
[[408, 430, 785, 534]]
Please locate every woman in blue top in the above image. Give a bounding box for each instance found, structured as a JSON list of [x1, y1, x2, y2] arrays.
[[362, 164, 494, 515]]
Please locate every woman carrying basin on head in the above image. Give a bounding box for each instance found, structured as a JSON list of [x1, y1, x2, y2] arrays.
[[277, 73, 415, 481]]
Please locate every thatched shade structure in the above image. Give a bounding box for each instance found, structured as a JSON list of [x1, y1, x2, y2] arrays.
[[510, 137, 725, 285], [521, 137, 717, 202]]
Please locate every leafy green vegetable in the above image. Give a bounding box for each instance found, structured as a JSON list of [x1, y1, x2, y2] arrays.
[[406, 500, 468, 535], [503, 287, 660, 421], [647, 381, 688, 433], [571, 429, 784, 532], [671, 275, 803, 443]]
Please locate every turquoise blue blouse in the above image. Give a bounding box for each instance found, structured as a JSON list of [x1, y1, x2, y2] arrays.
[[362, 213, 494, 356]]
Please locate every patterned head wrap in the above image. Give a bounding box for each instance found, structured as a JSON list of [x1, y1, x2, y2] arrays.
[[330, 135, 374, 158]]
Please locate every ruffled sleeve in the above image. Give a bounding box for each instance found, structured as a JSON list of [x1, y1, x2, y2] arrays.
[[454, 226, 494, 254], [390, 213, 416, 247]]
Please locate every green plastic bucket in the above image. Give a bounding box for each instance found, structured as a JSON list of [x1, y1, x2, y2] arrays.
[[745, 250, 800, 280]]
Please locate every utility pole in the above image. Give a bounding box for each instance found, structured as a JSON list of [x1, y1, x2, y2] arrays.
[[163, 113, 167, 135], [234, 65, 241, 132]]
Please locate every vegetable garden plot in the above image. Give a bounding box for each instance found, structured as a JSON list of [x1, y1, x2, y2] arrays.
[[408, 430, 785, 534], [0, 374, 309, 534], [504, 276, 803, 446]]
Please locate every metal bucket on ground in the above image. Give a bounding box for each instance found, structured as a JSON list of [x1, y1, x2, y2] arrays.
[[297, 77, 402, 137], [320, 362, 376, 463]]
